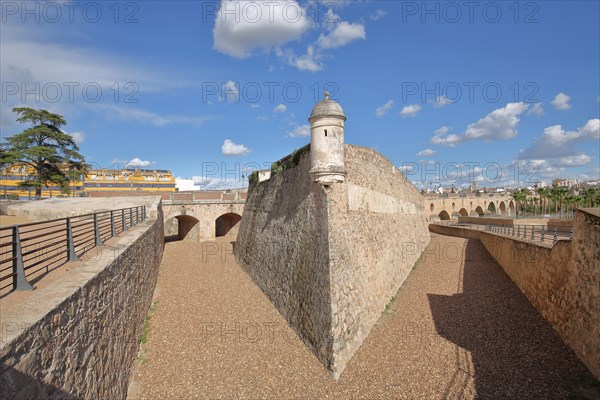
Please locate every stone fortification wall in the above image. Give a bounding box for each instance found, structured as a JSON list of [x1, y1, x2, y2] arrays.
[[326, 145, 430, 376], [235, 144, 430, 379], [430, 209, 599, 379], [0, 203, 165, 399], [234, 148, 333, 370]]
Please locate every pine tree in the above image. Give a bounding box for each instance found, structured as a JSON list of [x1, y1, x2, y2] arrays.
[[2, 107, 87, 199]]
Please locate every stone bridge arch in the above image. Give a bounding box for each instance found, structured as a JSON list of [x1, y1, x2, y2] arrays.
[[438, 210, 451, 220], [424, 194, 514, 220], [215, 213, 242, 237], [162, 201, 245, 242]]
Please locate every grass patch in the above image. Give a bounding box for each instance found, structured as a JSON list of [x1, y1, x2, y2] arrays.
[[412, 254, 423, 271], [137, 300, 159, 364], [383, 296, 396, 315]]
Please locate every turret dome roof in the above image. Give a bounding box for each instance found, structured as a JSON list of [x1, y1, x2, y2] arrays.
[[309, 91, 346, 121]]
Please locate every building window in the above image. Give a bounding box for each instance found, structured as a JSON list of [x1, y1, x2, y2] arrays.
[[325, 129, 327, 137]]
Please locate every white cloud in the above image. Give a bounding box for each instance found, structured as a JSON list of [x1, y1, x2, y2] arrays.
[[551, 92, 571, 110], [273, 104, 287, 113], [127, 157, 155, 168], [370, 9, 387, 21], [1, 24, 177, 94], [222, 139, 251, 156], [286, 124, 310, 138], [434, 126, 450, 135], [69, 131, 85, 145], [223, 80, 239, 102], [277, 46, 324, 72], [555, 154, 592, 167], [432, 96, 453, 108], [431, 132, 461, 147], [518, 119, 599, 161], [416, 149, 436, 157], [527, 102, 544, 116], [192, 176, 244, 190], [400, 104, 422, 117], [316, 21, 366, 49], [212, 0, 310, 59], [431, 103, 529, 147], [375, 100, 394, 117], [92, 104, 213, 127], [250, 103, 260, 108]]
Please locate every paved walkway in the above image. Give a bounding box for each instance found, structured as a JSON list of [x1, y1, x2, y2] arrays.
[[127, 234, 596, 399]]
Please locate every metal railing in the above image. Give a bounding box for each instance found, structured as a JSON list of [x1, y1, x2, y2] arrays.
[[0, 205, 146, 296], [485, 224, 572, 243], [432, 220, 573, 244]]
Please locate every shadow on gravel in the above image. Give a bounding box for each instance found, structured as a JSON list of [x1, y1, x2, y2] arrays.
[[427, 238, 598, 399]]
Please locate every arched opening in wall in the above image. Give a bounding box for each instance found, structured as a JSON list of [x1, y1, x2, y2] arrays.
[[499, 201, 507, 215], [438, 210, 451, 220], [488, 202, 496, 214], [509, 200, 515, 216], [215, 213, 242, 237], [475, 206, 484, 216], [430, 203, 434, 212], [165, 215, 200, 242], [177, 215, 200, 241], [452, 202, 456, 211], [459, 208, 468, 216]]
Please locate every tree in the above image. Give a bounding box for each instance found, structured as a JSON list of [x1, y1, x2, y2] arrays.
[[2, 108, 87, 199], [512, 188, 528, 216]]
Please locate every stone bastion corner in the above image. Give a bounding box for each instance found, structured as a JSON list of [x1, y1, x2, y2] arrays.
[[234, 144, 430, 379]]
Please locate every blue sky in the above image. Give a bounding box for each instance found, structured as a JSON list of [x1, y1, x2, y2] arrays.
[[1, 0, 599, 190]]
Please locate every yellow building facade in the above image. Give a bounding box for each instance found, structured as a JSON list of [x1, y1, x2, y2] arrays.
[[1, 164, 176, 199]]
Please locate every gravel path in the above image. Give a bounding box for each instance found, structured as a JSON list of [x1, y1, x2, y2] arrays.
[[127, 233, 596, 399]]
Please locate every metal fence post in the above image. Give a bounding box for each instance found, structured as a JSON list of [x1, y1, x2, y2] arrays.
[[531, 225, 534, 240], [122, 209, 127, 231], [553, 227, 557, 243], [142, 205, 146, 221], [94, 213, 103, 246], [66, 218, 78, 262], [111, 210, 117, 238], [541, 226, 545, 242], [12, 226, 32, 291], [517, 225, 520, 237], [136, 206, 139, 225], [570, 227, 573, 240], [523, 225, 527, 238], [130, 208, 133, 228]]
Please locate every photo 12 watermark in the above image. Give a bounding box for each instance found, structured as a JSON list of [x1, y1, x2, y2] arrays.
[[400, 81, 540, 105], [400, 1, 540, 24], [1, 82, 140, 104], [1, 1, 140, 24], [201, 81, 340, 104]]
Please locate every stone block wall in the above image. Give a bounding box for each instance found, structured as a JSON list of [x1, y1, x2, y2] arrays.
[[235, 144, 430, 379], [430, 209, 600, 379], [326, 145, 430, 376], [234, 150, 333, 371], [0, 203, 164, 399], [567, 210, 599, 378]]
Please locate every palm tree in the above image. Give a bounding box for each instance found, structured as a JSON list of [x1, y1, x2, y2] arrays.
[[512, 188, 528, 216], [537, 187, 547, 214]]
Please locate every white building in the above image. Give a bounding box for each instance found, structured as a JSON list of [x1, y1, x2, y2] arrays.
[[175, 178, 200, 191]]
